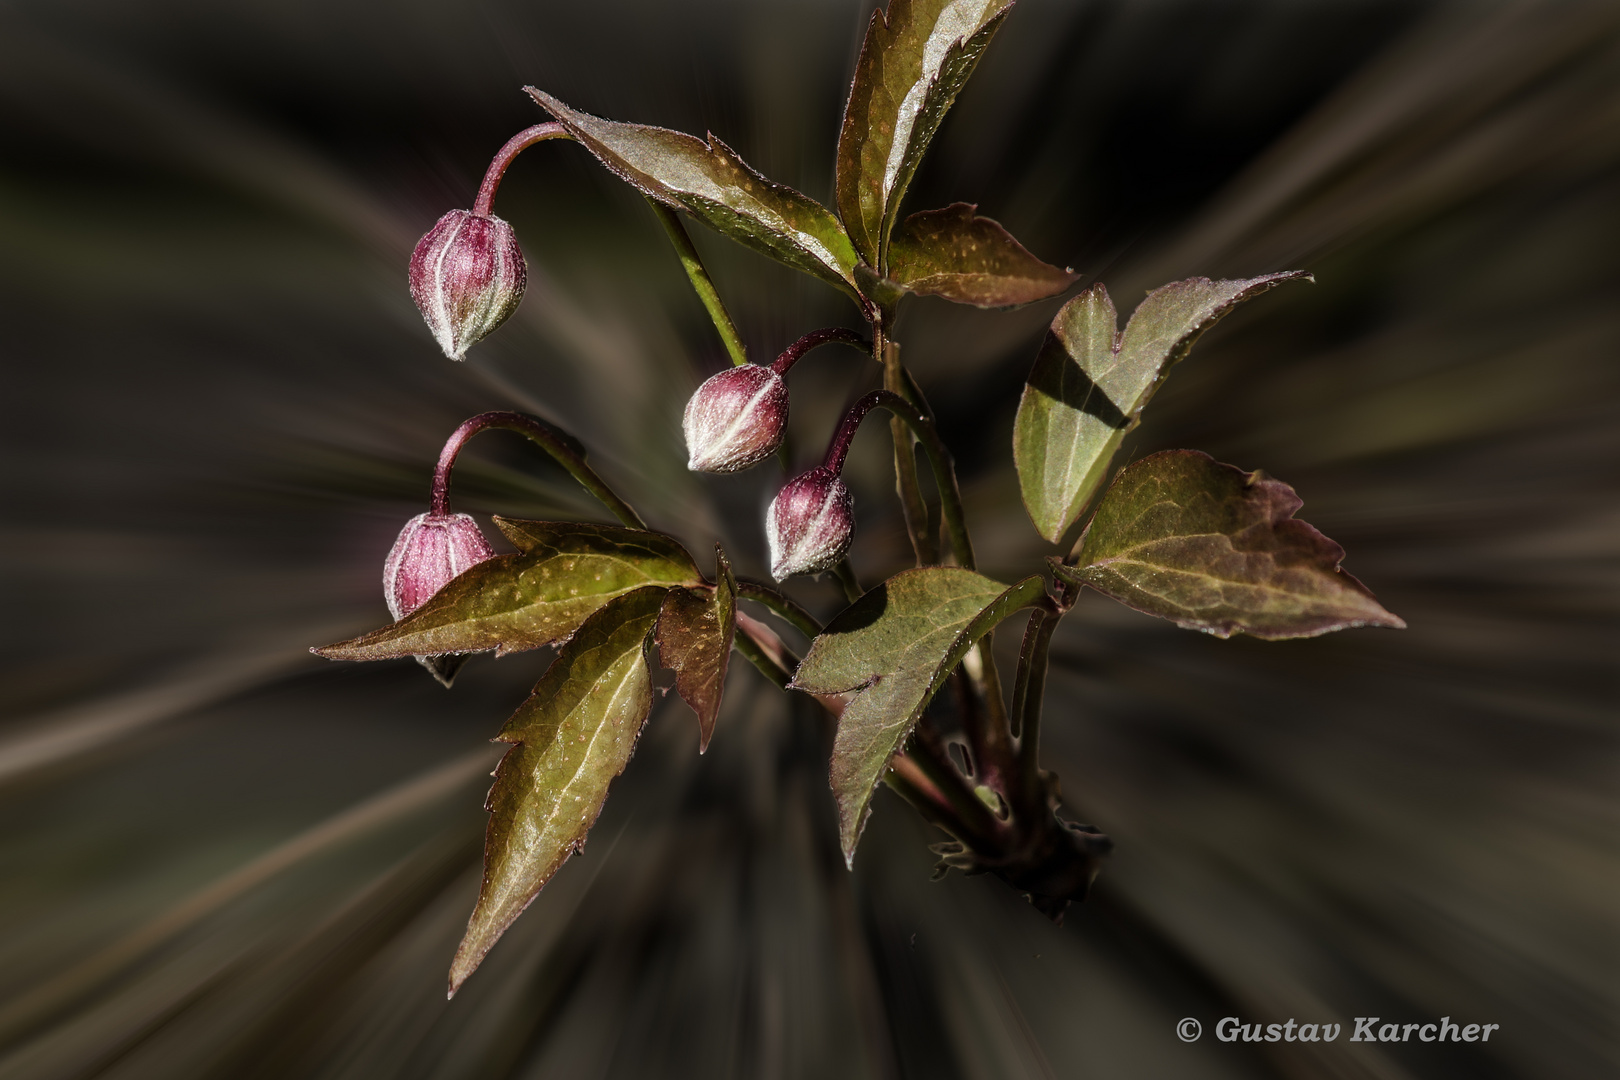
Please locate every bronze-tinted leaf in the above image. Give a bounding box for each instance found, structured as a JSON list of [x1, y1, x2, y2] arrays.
[[886, 203, 1075, 307], [655, 545, 737, 752], [528, 90, 860, 300], [1013, 272, 1310, 543], [312, 521, 700, 662], [790, 568, 1047, 863], [836, 0, 1014, 271], [448, 586, 665, 995], [1058, 450, 1405, 639]]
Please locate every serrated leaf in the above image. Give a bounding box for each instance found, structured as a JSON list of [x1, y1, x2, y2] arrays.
[[1013, 272, 1310, 543], [529, 90, 860, 300], [837, 0, 1014, 271], [790, 567, 1047, 863], [1057, 449, 1405, 639], [886, 203, 1075, 307], [655, 545, 737, 753], [449, 586, 664, 995], [313, 521, 700, 662]]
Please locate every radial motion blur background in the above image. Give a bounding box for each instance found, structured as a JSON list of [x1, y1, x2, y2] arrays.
[[1, 0, 1616, 1077]]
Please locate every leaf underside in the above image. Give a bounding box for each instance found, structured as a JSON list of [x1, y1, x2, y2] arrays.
[[791, 567, 1046, 863], [1013, 271, 1311, 544], [837, 0, 1014, 272], [655, 545, 737, 752], [312, 520, 700, 662], [529, 90, 860, 299], [886, 203, 1075, 307], [448, 585, 666, 996], [1060, 449, 1405, 639]]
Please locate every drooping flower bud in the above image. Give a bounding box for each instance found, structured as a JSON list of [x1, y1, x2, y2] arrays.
[[408, 210, 526, 361], [383, 512, 497, 620], [766, 467, 854, 581], [683, 364, 789, 473]]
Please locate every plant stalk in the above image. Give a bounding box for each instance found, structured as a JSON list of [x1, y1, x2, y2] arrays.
[[878, 332, 939, 566], [430, 411, 645, 529], [472, 123, 571, 217], [735, 581, 823, 640], [648, 200, 749, 368], [821, 390, 975, 572]]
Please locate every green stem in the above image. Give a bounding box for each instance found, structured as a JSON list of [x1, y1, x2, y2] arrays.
[[732, 624, 792, 690], [648, 200, 748, 368], [879, 332, 937, 565], [833, 558, 864, 604], [735, 581, 823, 640], [432, 411, 644, 529], [907, 725, 998, 843], [1012, 579, 1076, 810]]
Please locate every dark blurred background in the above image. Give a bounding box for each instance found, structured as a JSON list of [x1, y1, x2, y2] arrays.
[[1, 0, 1616, 1077]]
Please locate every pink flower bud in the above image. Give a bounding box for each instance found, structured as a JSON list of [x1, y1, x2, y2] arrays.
[[683, 365, 789, 473], [408, 210, 526, 361], [383, 512, 496, 620], [766, 467, 854, 581]]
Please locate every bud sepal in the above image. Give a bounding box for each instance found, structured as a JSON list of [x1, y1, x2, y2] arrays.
[[766, 467, 855, 580], [683, 365, 789, 473], [409, 211, 526, 361], [383, 511, 497, 685]]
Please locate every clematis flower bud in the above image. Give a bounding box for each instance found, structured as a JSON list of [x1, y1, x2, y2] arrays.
[[683, 364, 789, 473], [409, 210, 526, 361], [383, 512, 496, 620], [766, 467, 854, 581]]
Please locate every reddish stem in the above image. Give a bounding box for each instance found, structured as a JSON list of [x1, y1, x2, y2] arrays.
[[770, 327, 868, 376], [472, 123, 570, 218], [430, 411, 643, 529]]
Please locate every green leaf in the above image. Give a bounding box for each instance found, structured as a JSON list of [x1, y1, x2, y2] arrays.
[[1058, 449, 1405, 639], [655, 545, 737, 753], [885, 203, 1076, 308], [836, 0, 1014, 271], [449, 586, 664, 995], [528, 90, 860, 300], [790, 568, 1047, 863], [312, 520, 700, 662], [1013, 272, 1310, 543]]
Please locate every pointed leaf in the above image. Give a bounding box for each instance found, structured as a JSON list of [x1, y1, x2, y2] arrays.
[[529, 90, 860, 299], [449, 586, 664, 994], [886, 203, 1075, 307], [837, 0, 1014, 270], [655, 545, 737, 752], [313, 521, 700, 661], [1057, 450, 1405, 639], [1013, 272, 1310, 543], [790, 568, 1047, 863]]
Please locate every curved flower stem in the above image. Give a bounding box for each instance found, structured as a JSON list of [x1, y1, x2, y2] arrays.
[[472, 123, 570, 217], [431, 411, 645, 529], [647, 200, 749, 368], [822, 390, 975, 571], [735, 581, 823, 641], [770, 327, 869, 376]]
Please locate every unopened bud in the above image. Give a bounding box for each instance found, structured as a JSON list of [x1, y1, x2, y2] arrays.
[[409, 210, 526, 360], [683, 365, 789, 473], [766, 467, 854, 581], [383, 512, 496, 620]]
